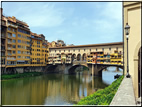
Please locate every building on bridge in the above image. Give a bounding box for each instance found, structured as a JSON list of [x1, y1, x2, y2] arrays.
[[48, 42, 123, 66], [123, 2, 141, 99]]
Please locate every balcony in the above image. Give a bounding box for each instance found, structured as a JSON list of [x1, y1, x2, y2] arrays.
[[7, 57, 16, 60], [7, 35, 12, 39], [8, 41, 12, 44], [8, 47, 12, 50], [1, 47, 5, 51], [8, 23, 18, 28], [1, 33, 6, 39], [2, 21, 6, 27], [8, 53, 12, 55]]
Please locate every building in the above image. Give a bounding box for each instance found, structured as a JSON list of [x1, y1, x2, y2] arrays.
[[123, 2, 141, 98], [0, 8, 49, 74], [48, 42, 123, 65], [30, 33, 48, 66]]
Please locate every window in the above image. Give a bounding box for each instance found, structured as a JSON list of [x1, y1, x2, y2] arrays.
[[109, 48, 111, 51], [78, 49, 80, 52], [68, 50, 70, 52], [18, 45, 21, 48], [96, 48, 97, 51], [12, 34, 16, 37], [12, 51, 15, 54], [18, 34, 21, 38], [73, 49, 75, 52], [18, 40, 21, 43], [12, 40, 16, 43], [64, 50, 65, 52], [37, 41, 40, 44], [55, 50, 56, 52], [59, 50, 61, 52], [18, 51, 21, 54], [12, 45, 16, 48], [8, 27, 11, 31], [13, 29, 16, 32], [84, 49, 85, 51], [116, 47, 118, 50], [90, 49, 91, 51], [102, 48, 104, 51], [18, 56, 21, 58], [8, 33, 11, 37]]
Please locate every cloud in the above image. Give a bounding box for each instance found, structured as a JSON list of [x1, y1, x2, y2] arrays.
[[3, 2, 65, 28]]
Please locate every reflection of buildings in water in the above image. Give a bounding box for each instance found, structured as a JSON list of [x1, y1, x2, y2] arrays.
[[2, 74, 108, 105]]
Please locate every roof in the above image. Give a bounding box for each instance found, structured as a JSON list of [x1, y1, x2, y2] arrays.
[[49, 42, 123, 49]]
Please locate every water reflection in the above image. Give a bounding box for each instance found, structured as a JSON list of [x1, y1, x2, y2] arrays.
[[2, 73, 108, 105]]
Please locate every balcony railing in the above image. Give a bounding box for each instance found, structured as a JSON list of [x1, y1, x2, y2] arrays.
[[7, 35, 12, 38], [8, 41, 12, 44], [8, 47, 12, 50], [8, 23, 18, 28], [1, 33, 6, 38], [8, 53, 12, 55], [7, 57, 16, 60]]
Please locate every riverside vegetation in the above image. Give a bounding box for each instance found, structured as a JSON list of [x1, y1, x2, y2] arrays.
[[77, 75, 124, 105], [1, 72, 43, 80]]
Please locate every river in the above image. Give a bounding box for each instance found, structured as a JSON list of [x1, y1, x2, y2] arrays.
[[1, 67, 123, 105]]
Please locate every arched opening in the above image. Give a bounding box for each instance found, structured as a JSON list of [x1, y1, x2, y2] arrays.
[[77, 54, 81, 61], [45, 65, 58, 73], [82, 53, 87, 61], [72, 54, 76, 62], [68, 65, 89, 75], [138, 47, 141, 97]]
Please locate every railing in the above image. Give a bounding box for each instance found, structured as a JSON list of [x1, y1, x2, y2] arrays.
[[8, 23, 18, 28], [1, 33, 5, 38], [8, 41, 12, 44], [73, 60, 87, 65], [7, 64, 16, 65], [8, 53, 12, 55], [8, 47, 12, 50], [7, 57, 16, 60], [7, 35, 12, 38]]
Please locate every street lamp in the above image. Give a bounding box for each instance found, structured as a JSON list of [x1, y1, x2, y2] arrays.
[[125, 23, 131, 78]]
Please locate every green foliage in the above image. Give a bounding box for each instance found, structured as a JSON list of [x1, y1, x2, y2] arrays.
[[77, 75, 124, 105], [1, 72, 43, 80]]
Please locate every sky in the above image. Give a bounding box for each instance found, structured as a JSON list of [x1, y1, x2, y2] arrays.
[[2, 2, 122, 45]]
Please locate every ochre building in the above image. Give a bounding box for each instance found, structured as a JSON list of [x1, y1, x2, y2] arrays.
[[0, 8, 49, 74], [123, 2, 141, 98]]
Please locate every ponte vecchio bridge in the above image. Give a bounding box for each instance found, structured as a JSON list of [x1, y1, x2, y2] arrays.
[[46, 42, 123, 76]]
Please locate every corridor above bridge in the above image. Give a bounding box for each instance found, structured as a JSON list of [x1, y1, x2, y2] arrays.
[[48, 42, 123, 66]]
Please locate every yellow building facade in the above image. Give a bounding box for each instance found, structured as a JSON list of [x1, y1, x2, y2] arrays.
[[30, 33, 48, 66], [1, 9, 49, 73], [123, 2, 141, 98]]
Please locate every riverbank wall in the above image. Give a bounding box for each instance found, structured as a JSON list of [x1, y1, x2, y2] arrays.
[[1, 66, 46, 74]]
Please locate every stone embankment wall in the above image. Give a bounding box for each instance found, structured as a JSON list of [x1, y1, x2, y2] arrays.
[[1, 66, 46, 74]]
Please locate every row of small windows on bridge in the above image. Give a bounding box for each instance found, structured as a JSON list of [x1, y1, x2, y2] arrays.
[[50, 47, 119, 53]]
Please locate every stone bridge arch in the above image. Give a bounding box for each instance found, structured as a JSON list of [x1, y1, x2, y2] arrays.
[[44, 65, 58, 73], [68, 64, 89, 74]]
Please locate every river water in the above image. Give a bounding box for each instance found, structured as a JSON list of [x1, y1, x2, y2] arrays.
[[2, 67, 123, 105]]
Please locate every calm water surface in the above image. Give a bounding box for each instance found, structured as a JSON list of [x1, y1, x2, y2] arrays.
[[2, 67, 122, 105]]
